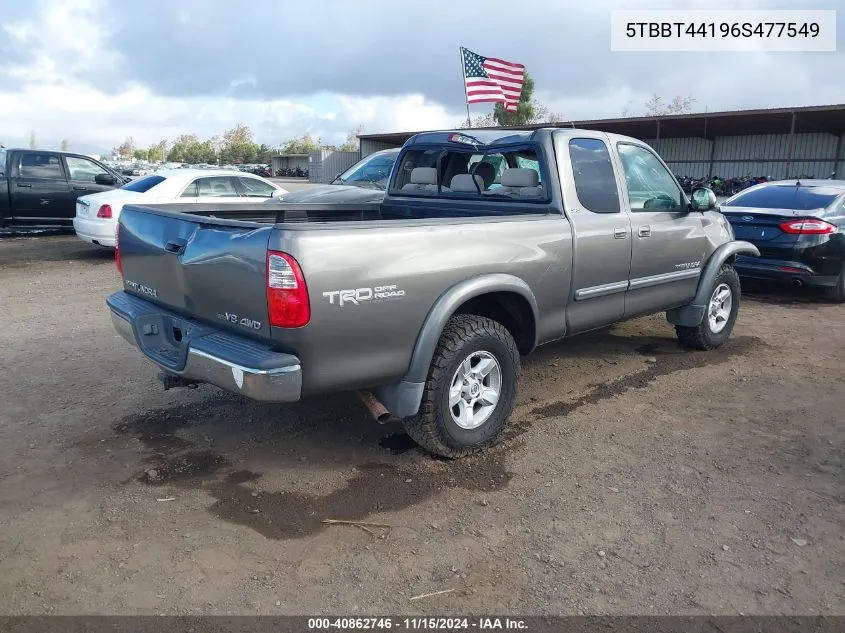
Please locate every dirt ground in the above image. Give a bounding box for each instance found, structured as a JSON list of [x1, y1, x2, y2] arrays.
[[0, 235, 842, 616]]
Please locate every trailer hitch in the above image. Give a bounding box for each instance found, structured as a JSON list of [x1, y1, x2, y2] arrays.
[[158, 371, 200, 391]]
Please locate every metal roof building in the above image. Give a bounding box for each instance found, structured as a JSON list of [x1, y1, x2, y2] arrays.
[[358, 104, 845, 180]]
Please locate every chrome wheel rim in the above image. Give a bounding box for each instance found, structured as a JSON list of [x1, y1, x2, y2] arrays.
[[448, 351, 502, 430], [708, 283, 732, 333]]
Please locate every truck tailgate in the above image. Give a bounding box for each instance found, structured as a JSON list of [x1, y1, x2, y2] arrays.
[[118, 204, 274, 340]]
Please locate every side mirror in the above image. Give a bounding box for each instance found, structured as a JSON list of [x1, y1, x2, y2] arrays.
[[690, 187, 717, 212], [270, 189, 286, 200], [95, 173, 117, 186]]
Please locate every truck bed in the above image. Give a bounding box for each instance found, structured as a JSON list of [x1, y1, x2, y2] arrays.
[[140, 199, 551, 227]]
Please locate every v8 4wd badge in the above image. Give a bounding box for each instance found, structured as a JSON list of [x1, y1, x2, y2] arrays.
[[216, 312, 262, 330]]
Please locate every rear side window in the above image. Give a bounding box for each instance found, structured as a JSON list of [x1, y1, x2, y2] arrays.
[[723, 185, 841, 211], [196, 176, 241, 197], [181, 181, 198, 197], [237, 177, 277, 197], [19, 152, 64, 180], [122, 175, 166, 193], [568, 138, 620, 214]]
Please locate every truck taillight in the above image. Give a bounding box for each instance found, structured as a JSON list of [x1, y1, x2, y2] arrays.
[[115, 224, 122, 275], [779, 218, 837, 235], [267, 251, 309, 327], [97, 204, 113, 219]]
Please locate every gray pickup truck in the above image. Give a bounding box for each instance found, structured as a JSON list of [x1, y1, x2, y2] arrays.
[[107, 128, 759, 458]]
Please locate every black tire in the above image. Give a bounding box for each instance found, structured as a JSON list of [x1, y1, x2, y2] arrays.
[[823, 264, 845, 303], [402, 314, 519, 459], [675, 264, 741, 351]]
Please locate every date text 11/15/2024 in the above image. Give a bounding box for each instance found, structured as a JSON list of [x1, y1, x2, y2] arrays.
[[307, 617, 528, 630]]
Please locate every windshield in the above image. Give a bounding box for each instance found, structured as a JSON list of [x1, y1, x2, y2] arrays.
[[723, 184, 841, 211], [121, 174, 166, 193], [333, 152, 397, 189]]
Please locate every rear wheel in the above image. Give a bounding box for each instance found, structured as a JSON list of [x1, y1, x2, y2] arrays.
[[675, 264, 741, 350], [824, 263, 845, 303], [402, 314, 519, 459]]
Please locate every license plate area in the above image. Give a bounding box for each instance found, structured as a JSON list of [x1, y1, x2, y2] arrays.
[[134, 313, 197, 371]]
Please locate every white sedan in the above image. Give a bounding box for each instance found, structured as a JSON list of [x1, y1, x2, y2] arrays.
[[73, 169, 287, 248]]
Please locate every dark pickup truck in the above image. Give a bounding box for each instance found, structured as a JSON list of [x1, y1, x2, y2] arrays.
[[0, 148, 127, 228], [107, 128, 758, 458]]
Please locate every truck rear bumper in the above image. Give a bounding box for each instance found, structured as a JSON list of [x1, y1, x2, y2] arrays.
[[107, 291, 302, 402]]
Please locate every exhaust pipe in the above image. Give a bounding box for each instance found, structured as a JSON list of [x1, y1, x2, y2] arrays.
[[791, 278, 804, 287], [357, 390, 393, 424]]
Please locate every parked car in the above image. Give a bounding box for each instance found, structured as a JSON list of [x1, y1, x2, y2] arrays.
[[106, 128, 758, 458], [73, 169, 287, 248], [719, 179, 845, 301], [0, 148, 128, 228], [278, 149, 399, 204]]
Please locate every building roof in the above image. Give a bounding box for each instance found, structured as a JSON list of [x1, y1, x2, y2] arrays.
[[359, 103, 845, 146]]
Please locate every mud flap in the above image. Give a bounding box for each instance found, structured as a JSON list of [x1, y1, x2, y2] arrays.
[[666, 304, 706, 327]]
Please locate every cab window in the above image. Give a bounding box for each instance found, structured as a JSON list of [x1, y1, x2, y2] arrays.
[[568, 138, 620, 214], [19, 152, 64, 180], [65, 156, 110, 182], [392, 146, 546, 201], [617, 143, 683, 211]]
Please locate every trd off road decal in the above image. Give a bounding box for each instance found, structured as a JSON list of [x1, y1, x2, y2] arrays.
[[322, 284, 406, 307]]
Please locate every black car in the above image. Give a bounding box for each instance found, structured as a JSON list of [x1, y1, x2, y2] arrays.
[[719, 179, 845, 301]]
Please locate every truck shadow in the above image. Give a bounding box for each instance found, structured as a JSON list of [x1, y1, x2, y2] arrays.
[[109, 322, 764, 540], [113, 393, 511, 540]]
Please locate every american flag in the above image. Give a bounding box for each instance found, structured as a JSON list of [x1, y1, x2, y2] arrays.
[[461, 47, 525, 113]]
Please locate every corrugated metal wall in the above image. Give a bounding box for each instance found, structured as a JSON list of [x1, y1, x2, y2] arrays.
[[307, 150, 360, 183], [270, 155, 308, 173], [359, 131, 845, 179], [646, 132, 844, 179], [360, 138, 401, 158]]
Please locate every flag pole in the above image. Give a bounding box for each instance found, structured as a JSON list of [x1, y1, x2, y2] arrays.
[[459, 47, 471, 128]]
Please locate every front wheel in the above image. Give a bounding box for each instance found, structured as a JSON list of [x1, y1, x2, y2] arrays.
[[675, 264, 741, 350], [402, 314, 519, 459]]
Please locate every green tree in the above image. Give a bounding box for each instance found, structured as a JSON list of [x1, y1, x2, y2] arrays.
[[60, 139, 69, 151], [281, 133, 322, 155], [643, 94, 696, 116], [117, 136, 135, 160], [148, 140, 167, 163], [336, 125, 364, 152], [490, 72, 562, 126], [133, 148, 149, 161], [219, 123, 260, 164], [29, 130, 36, 150], [460, 71, 562, 128], [167, 134, 198, 163], [256, 143, 273, 163]]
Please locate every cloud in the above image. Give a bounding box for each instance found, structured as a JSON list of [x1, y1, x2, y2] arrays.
[[0, 0, 843, 154]]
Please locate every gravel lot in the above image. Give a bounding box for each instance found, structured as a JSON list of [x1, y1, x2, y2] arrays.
[[0, 235, 843, 616]]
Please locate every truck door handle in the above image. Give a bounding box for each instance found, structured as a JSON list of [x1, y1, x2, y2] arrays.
[[72, 186, 88, 191], [17, 183, 32, 188], [638, 225, 651, 237], [164, 239, 187, 254], [613, 227, 628, 239]]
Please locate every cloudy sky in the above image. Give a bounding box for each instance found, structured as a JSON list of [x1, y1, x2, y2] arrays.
[[0, 0, 842, 155]]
